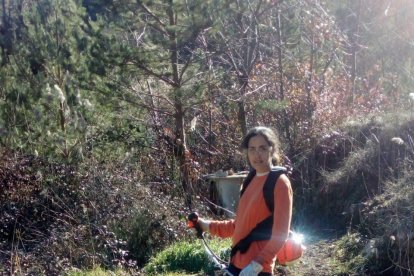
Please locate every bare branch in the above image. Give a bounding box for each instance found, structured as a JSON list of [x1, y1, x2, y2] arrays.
[[134, 62, 178, 87], [137, 1, 168, 34]]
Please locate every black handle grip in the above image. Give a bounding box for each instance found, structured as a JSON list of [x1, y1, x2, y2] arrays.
[[187, 212, 203, 239]]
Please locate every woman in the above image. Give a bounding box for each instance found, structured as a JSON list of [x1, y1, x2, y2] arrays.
[[197, 126, 293, 276]]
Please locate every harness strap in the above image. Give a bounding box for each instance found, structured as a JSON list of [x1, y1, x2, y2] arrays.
[[230, 215, 273, 257], [230, 167, 287, 258]]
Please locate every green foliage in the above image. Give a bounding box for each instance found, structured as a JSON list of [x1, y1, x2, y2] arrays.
[[0, 0, 99, 163], [144, 238, 231, 275], [144, 240, 205, 275]]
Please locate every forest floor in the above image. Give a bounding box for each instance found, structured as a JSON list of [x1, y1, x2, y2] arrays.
[[279, 230, 342, 276]]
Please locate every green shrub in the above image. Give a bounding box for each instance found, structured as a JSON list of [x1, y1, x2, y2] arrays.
[[296, 114, 414, 229], [126, 209, 160, 266], [0, 149, 138, 274], [124, 207, 185, 267], [358, 165, 414, 274], [332, 232, 367, 275], [144, 238, 231, 275], [66, 266, 130, 276]]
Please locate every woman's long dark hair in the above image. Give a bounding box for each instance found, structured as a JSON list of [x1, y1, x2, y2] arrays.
[[240, 126, 282, 166]]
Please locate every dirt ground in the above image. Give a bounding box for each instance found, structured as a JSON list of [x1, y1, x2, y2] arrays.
[[277, 232, 340, 276]]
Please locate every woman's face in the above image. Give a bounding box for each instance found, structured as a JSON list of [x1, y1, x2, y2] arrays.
[[247, 135, 273, 173]]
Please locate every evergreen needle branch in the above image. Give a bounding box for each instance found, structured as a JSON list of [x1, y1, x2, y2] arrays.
[[99, 73, 174, 108], [178, 53, 195, 84], [133, 81, 176, 108], [217, 83, 267, 103], [92, 83, 175, 116], [146, 21, 169, 36], [181, 72, 205, 86], [135, 62, 178, 87], [137, 2, 167, 32]]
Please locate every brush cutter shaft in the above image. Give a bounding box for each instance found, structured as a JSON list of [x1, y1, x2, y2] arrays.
[[187, 213, 231, 275]]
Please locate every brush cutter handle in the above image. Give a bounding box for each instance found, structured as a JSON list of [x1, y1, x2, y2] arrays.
[[187, 212, 203, 239]]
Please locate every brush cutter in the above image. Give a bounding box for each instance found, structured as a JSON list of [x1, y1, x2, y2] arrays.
[[187, 212, 234, 276]]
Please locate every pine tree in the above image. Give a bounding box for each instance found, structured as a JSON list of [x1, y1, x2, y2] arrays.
[[86, 0, 226, 204], [0, 0, 97, 161]]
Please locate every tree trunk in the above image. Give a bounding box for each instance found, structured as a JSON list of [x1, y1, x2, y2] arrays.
[[275, 7, 291, 145], [1, 0, 9, 65], [167, 0, 191, 206], [238, 81, 248, 137]]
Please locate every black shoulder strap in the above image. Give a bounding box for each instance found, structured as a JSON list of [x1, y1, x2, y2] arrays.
[[263, 167, 287, 212], [240, 169, 256, 197], [231, 166, 287, 257], [240, 167, 287, 211]]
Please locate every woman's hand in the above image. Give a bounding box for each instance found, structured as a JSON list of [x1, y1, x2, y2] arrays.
[[187, 212, 210, 237], [196, 217, 210, 232], [239, 261, 263, 276]]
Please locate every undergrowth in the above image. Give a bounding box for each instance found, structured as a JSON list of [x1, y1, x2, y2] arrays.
[[144, 237, 231, 275], [2, 112, 414, 275], [331, 232, 368, 275], [66, 266, 130, 276], [0, 149, 188, 274], [299, 113, 414, 275]]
